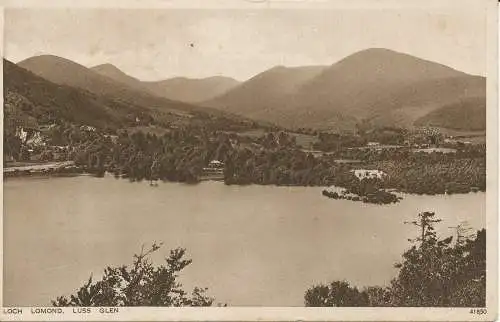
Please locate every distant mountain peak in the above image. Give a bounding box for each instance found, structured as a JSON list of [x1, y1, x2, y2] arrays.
[[267, 64, 325, 72], [343, 47, 419, 58], [166, 75, 239, 83], [91, 63, 124, 73], [356, 47, 400, 53], [19, 54, 87, 69], [145, 75, 240, 103], [22, 54, 66, 60], [204, 75, 239, 82], [90, 63, 142, 86], [331, 47, 464, 76], [205, 48, 483, 131]]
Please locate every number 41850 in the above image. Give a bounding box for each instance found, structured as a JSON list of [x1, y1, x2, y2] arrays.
[[470, 308, 487, 315]]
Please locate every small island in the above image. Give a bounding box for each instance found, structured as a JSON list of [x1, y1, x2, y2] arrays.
[[322, 187, 402, 205]]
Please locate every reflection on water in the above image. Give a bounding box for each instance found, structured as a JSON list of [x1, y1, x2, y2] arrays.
[[3, 175, 486, 306]]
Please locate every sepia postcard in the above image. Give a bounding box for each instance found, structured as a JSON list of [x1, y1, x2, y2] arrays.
[[0, 0, 498, 320]]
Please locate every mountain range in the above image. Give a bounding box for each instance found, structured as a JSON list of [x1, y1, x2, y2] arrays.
[[203, 48, 486, 131], [4, 59, 150, 130], [9, 48, 486, 132], [90, 63, 240, 103], [17, 55, 211, 116]]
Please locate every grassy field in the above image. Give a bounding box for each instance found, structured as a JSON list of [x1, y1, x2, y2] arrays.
[[236, 129, 318, 149], [127, 125, 172, 136], [443, 131, 485, 144], [290, 133, 318, 149]]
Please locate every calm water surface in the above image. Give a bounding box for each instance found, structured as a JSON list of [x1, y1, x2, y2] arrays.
[[4, 175, 485, 306]]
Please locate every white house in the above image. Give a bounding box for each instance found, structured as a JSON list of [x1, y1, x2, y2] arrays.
[[201, 160, 225, 180], [16, 126, 45, 147], [351, 169, 386, 180], [207, 160, 224, 168], [80, 125, 96, 132]]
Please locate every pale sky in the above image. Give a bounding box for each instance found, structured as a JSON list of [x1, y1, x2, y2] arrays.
[[4, 6, 487, 81]]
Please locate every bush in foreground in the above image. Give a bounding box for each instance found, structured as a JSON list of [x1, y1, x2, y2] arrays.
[[305, 212, 486, 307], [52, 243, 213, 307]]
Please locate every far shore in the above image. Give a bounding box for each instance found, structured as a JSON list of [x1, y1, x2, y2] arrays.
[[3, 161, 76, 173]]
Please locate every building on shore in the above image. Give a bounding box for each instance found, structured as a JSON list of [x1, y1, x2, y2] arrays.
[[351, 169, 386, 180], [201, 160, 225, 181]]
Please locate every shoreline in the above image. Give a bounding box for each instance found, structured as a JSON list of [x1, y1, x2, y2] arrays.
[[4, 173, 486, 201], [3, 161, 82, 178], [4, 161, 76, 172]]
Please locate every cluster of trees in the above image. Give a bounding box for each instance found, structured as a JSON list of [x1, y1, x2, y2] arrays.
[[362, 127, 408, 145], [379, 158, 486, 194], [323, 143, 486, 196], [305, 212, 486, 307], [187, 112, 263, 133], [16, 119, 485, 202], [322, 186, 401, 204], [72, 127, 230, 182], [68, 127, 485, 198], [313, 127, 408, 152], [68, 127, 343, 186], [52, 243, 214, 307], [322, 176, 402, 204], [4, 133, 23, 162], [224, 146, 331, 186], [333, 145, 485, 164], [313, 132, 366, 152], [455, 143, 486, 158]]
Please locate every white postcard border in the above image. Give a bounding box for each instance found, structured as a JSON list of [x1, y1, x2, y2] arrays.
[[0, 0, 497, 321]]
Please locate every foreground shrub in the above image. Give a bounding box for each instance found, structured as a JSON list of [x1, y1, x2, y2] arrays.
[[305, 212, 486, 307], [52, 243, 214, 307]]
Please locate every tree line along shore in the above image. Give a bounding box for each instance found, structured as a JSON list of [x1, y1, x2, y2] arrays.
[[4, 121, 486, 204]]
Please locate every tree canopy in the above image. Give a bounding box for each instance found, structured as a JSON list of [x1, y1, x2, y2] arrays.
[[52, 243, 214, 307], [305, 212, 486, 307]]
